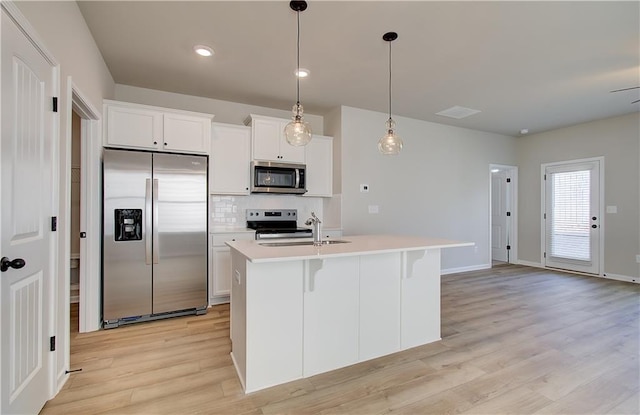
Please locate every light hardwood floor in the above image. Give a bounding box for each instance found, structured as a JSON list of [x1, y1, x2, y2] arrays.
[[41, 265, 639, 414]]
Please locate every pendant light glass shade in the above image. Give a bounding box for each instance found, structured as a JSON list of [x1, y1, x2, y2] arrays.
[[285, 1, 312, 146], [378, 31, 402, 155], [285, 103, 312, 146], [378, 118, 403, 155]]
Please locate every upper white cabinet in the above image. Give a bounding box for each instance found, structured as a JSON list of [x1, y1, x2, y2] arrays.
[[104, 100, 213, 154], [247, 114, 305, 164], [304, 135, 333, 197], [210, 123, 250, 195]]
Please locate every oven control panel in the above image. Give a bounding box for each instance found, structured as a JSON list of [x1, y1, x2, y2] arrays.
[[246, 209, 297, 221]]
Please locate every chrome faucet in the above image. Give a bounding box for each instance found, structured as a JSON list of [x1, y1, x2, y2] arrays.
[[305, 212, 322, 246]]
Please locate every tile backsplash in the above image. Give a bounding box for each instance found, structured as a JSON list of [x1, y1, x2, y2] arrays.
[[211, 194, 323, 227]]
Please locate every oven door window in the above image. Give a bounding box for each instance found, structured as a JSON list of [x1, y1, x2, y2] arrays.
[[255, 167, 295, 188]]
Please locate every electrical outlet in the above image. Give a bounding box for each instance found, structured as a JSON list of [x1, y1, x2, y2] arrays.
[[360, 184, 369, 193]]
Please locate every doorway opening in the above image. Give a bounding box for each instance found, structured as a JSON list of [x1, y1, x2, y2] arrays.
[[68, 84, 101, 338], [490, 164, 518, 266], [70, 110, 81, 332]]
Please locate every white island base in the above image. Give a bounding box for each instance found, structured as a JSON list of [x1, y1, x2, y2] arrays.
[[227, 235, 472, 393]]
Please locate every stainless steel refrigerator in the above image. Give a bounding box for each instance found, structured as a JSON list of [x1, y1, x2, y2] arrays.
[[102, 149, 208, 328]]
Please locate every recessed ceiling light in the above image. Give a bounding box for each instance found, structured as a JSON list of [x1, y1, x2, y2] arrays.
[[295, 68, 310, 78], [194, 45, 214, 57], [520, 129, 529, 135]]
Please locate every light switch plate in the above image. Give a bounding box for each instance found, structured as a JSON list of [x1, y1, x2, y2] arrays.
[[368, 205, 379, 214]]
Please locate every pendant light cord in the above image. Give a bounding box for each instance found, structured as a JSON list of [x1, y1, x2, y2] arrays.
[[388, 39, 392, 122], [296, 10, 301, 106]]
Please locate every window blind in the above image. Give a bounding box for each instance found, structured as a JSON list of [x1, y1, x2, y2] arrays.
[[550, 170, 590, 261]]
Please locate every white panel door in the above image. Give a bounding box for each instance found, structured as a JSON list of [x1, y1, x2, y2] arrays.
[[1, 10, 55, 415], [544, 160, 600, 274]]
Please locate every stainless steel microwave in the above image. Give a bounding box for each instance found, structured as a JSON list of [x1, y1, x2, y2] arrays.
[[251, 161, 307, 194]]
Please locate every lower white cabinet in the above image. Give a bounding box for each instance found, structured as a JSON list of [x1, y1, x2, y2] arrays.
[[231, 253, 304, 393], [303, 257, 360, 377], [321, 229, 343, 240], [401, 249, 441, 348], [230, 247, 442, 393], [359, 253, 402, 360], [209, 232, 254, 304]]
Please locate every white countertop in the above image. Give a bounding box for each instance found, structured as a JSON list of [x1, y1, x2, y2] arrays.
[[227, 234, 473, 263]]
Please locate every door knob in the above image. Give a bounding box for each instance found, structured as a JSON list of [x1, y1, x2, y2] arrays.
[[592, 216, 597, 221], [1, 257, 26, 272], [591, 224, 598, 228]]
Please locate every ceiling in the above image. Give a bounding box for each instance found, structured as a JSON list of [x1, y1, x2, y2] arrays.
[[77, 1, 639, 137]]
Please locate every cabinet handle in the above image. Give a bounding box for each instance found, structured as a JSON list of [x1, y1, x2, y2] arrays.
[[153, 141, 158, 145]]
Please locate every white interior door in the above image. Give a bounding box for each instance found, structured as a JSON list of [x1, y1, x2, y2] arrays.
[[1, 9, 55, 414], [544, 160, 600, 274], [491, 170, 509, 262]]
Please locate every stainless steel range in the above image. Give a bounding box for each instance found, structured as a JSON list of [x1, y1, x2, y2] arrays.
[[246, 209, 313, 240]]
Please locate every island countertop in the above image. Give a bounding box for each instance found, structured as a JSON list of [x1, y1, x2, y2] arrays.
[[226, 234, 473, 263]]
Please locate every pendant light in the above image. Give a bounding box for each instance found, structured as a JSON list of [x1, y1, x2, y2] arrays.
[[284, 1, 312, 146], [378, 31, 403, 155]]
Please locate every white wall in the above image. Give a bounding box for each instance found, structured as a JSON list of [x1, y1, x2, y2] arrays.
[[115, 84, 325, 135], [517, 113, 640, 279], [335, 106, 518, 272], [14, 0, 115, 390]]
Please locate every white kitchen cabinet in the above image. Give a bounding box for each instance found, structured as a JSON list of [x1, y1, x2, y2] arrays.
[[321, 229, 343, 240], [247, 114, 305, 163], [231, 251, 304, 393], [303, 257, 360, 377], [401, 249, 441, 349], [304, 135, 333, 197], [210, 232, 254, 304], [210, 123, 250, 194], [104, 100, 212, 154]]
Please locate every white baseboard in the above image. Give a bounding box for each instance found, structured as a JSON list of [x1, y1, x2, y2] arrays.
[[516, 260, 639, 284], [517, 259, 544, 268], [442, 263, 491, 275], [601, 273, 639, 284]]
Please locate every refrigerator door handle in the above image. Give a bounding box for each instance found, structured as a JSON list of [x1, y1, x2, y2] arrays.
[[145, 178, 152, 265], [153, 178, 160, 264]]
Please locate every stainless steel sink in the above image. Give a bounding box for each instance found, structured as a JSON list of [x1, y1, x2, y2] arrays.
[[259, 240, 351, 247]]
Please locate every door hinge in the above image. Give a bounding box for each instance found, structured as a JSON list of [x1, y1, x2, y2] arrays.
[[506, 178, 511, 183], [543, 174, 546, 180], [52, 97, 58, 113], [51, 216, 57, 231], [543, 252, 546, 258], [50, 336, 56, 352], [79, 232, 87, 238], [506, 212, 511, 216], [543, 213, 546, 219], [506, 245, 511, 250]]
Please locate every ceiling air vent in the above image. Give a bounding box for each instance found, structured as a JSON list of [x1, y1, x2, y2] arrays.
[[436, 106, 481, 119]]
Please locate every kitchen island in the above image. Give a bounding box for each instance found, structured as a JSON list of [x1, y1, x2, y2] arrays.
[[227, 235, 472, 393]]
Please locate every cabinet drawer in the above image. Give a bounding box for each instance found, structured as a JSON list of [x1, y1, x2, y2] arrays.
[[212, 232, 254, 246]]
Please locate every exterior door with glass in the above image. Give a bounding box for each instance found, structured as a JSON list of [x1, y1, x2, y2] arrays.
[[544, 160, 601, 274]]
